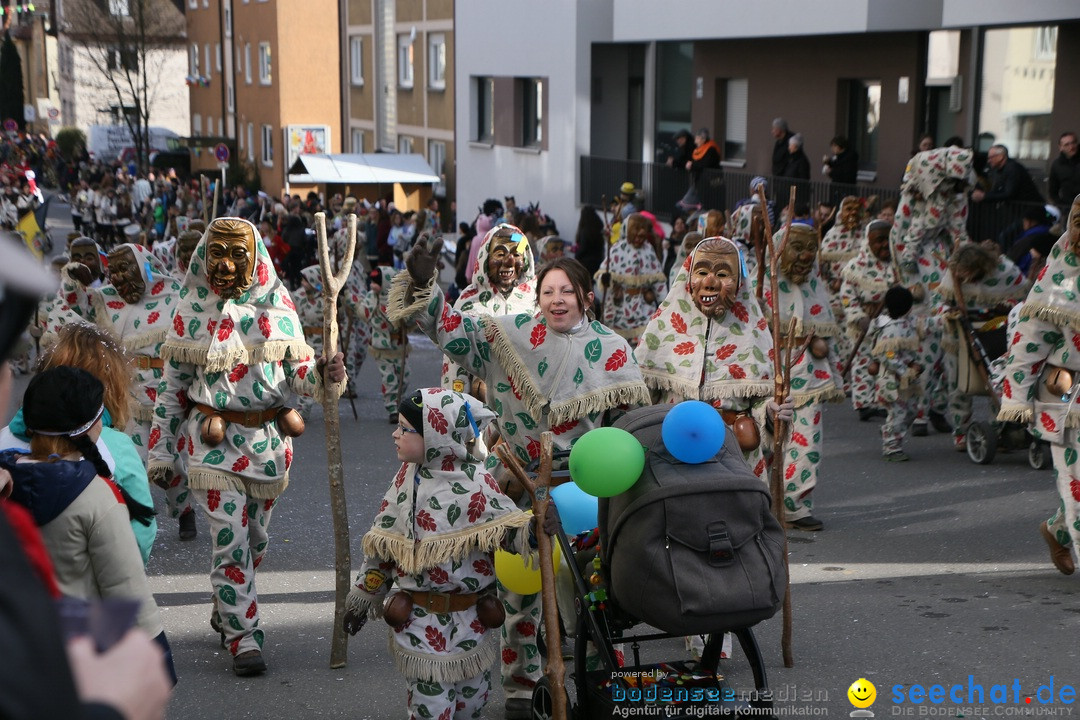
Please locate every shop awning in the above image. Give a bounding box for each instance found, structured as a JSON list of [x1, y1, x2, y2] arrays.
[[287, 153, 440, 185]]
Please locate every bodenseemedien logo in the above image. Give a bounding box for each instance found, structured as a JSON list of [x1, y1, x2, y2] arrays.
[[849, 678, 877, 718]]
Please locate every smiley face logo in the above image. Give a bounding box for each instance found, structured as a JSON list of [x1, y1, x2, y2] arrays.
[[848, 678, 877, 709]]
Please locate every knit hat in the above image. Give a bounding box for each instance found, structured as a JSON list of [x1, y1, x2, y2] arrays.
[[749, 176, 768, 194], [398, 389, 424, 436], [884, 285, 914, 320], [24, 366, 105, 438]]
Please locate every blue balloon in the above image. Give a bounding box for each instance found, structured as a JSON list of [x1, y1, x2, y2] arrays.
[[662, 400, 726, 464], [550, 482, 599, 536]]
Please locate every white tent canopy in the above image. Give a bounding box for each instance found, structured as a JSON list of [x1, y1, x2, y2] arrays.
[[287, 153, 440, 185]]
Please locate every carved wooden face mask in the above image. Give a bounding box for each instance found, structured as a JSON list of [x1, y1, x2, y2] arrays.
[[486, 233, 524, 294], [780, 225, 819, 285], [1070, 197, 1080, 256], [205, 221, 256, 299], [69, 239, 103, 281], [177, 231, 202, 273], [690, 240, 741, 319], [107, 247, 145, 304]]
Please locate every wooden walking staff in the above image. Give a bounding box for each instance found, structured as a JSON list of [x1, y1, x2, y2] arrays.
[[315, 211, 356, 668], [760, 183, 797, 668], [495, 434, 567, 720]]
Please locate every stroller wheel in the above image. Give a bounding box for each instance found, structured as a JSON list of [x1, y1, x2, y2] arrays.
[[1029, 441, 1053, 470], [530, 677, 573, 720], [966, 422, 997, 465]]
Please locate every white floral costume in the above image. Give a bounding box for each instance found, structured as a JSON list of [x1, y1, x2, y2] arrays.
[[596, 238, 667, 345]]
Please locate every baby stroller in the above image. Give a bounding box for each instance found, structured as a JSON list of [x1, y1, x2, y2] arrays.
[[953, 305, 1049, 468], [529, 404, 784, 719]]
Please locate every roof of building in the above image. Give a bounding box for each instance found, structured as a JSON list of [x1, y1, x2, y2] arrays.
[[287, 154, 440, 185]]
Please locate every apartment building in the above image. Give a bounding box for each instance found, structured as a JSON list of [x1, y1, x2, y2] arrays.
[[455, 0, 1080, 230], [188, 0, 341, 195], [340, 0, 453, 225]]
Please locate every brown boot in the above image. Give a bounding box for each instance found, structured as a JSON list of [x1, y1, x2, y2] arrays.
[[1040, 521, 1075, 575]]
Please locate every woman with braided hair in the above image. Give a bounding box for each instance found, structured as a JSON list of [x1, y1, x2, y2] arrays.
[[0, 366, 176, 685]]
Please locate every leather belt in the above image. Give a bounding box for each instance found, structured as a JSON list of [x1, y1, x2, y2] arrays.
[[192, 402, 281, 428], [133, 355, 164, 370], [303, 327, 323, 335], [407, 590, 479, 613], [622, 287, 645, 296]]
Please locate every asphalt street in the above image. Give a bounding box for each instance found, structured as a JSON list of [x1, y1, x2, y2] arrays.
[[5, 199, 1076, 719]]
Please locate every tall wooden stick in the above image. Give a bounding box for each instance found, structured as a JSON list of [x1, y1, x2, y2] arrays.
[[496, 434, 566, 720], [761, 183, 797, 668], [200, 175, 209, 224], [316, 211, 356, 668]]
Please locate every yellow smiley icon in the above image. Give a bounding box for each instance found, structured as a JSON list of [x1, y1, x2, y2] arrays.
[[848, 678, 876, 708]]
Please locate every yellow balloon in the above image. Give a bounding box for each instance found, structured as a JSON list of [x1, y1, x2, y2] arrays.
[[495, 541, 562, 595]]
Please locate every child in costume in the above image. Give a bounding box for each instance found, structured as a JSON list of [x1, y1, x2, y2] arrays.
[[870, 286, 923, 461], [343, 388, 536, 720], [294, 265, 325, 418]]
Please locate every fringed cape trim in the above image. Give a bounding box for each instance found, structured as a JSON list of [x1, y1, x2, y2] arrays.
[[362, 512, 531, 577], [642, 372, 772, 403], [871, 337, 920, 355], [160, 338, 315, 372], [487, 323, 651, 427], [389, 630, 497, 683], [791, 385, 844, 408], [609, 272, 665, 288], [820, 250, 857, 263], [186, 467, 288, 499], [1023, 302, 1080, 333]]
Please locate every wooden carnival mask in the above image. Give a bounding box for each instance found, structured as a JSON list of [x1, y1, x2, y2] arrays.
[[107, 246, 146, 304], [780, 224, 819, 285], [69, 238, 103, 282], [205, 218, 257, 299], [486, 230, 525, 294], [689, 238, 741, 319], [176, 230, 202, 274]]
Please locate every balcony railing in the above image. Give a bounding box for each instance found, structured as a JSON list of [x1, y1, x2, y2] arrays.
[[579, 155, 1048, 247]]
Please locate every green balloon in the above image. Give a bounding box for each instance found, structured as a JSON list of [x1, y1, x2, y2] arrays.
[[569, 427, 645, 497]]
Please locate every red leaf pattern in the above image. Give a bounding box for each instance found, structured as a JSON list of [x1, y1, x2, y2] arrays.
[[224, 566, 246, 584], [530, 323, 547, 349], [728, 364, 746, 379], [715, 344, 737, 361], [207, 489, 220, 512], [604, 348, 628, 371], [673, 341, 695, 356], [173, 313, 185, 337], [258, 315, 272, 338], [731, 302, 749, 323], [468, 490, 487, 522], [217, 317, 234, 341], [671, 313, 687, 334], [472, 559, 493, 576], [428, 566, 449, 585], [415, 509, 437, 531], [428, 407, 448, 434], [232, 456, 250, 472], [1041, 412, 1057, 432], [791, 432, 809, 447], [425, 626, 448, 652]]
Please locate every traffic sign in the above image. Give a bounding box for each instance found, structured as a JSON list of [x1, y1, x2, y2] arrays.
[[214, 143, 230, 163], [3, 119, 16, 132]]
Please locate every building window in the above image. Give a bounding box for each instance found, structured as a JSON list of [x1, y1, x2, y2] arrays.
[[227, 83, 234, 111], [218, 118, 224, 136], [397, 33, 413, 89], [244, 43, 251, 84], [428, 140, 446, 194], [258, 42, 272, 85], [261, 124, 273, 166], [215, 43, 221, 72], [519, 77, 543, 148], [843, 79, 881, 171], [723, 78, 748, 160], [224, 4, 232, 36], [109, 0, 129, 16], [193, 114, 202, 137], [475, 76, 494, 143], [349, 36, 364, 87], [351, 129, 364, 153], [247, 123, 254, 162], [978, 26, 1058, 161], [204, 44, 211, 79], [107, 47, 138, 72], [399, 136, 413, 154], [206, 115, 214, 135], [190, 43, 199, 75], [203, 0, 208, 7], [188, 0, 196, 8], [428, 33, 446, 90]]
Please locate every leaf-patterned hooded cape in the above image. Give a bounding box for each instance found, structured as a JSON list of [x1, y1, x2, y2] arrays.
[[636, 237, 773, 403], [442, 223, 538, 390], [161, 217, 314, 372]]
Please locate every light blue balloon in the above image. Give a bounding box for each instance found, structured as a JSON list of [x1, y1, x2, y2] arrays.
[[662, 400, 726, 464], [550, 482, 599, 536]]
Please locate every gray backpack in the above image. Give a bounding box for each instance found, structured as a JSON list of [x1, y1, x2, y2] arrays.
[[598, 404, 786, 635]]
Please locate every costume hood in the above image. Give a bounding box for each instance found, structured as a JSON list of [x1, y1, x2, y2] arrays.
[[1, 450, 99, 527], [93, 243, 180, 353], [458, 223, 537, 317], [161, 217, 314, 371]]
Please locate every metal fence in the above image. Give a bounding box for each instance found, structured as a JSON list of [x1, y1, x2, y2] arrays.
[[578, 155, 1049, 246]]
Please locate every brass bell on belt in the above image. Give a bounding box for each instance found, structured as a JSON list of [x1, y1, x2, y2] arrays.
[[808, 336, 830, 359], [383, 591, 413, 628], [475, 593, 506, 629], [276, 408, 306, 437], [200, 413, 226, 446], [1046, 367, 1074, 397]]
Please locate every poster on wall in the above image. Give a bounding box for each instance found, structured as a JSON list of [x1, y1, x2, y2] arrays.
[[284, 125, 331, 173]]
